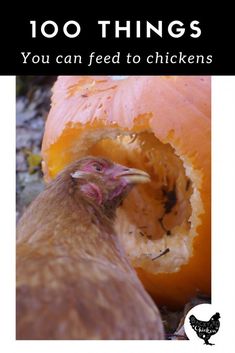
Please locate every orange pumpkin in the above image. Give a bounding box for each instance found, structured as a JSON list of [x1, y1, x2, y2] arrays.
[[41, 76, 211, 309]]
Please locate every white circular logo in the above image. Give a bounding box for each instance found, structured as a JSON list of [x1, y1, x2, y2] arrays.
[[184, 304, 221, 346]]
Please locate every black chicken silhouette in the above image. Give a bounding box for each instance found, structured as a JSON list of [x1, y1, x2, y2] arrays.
[[189, 312, 220, 345]]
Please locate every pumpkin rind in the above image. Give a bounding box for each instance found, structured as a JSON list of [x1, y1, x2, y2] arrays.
[[42, 76, 211, 309]]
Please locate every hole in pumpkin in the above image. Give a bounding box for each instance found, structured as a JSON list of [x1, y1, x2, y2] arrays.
[[84, 131, 201, 273], [89, 132, 193, 239], [46, 128, 203, 274]]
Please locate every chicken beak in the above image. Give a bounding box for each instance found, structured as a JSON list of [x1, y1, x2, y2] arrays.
[[116, 167, 151, 184]]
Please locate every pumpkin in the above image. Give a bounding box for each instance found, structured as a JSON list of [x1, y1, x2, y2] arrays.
[[41, 76, 211, 309]]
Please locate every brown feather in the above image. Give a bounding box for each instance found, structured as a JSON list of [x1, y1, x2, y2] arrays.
[[16, 158, 164, 339]]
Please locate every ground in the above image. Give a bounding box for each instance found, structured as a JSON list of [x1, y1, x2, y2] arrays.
[[16, 76, 55, 221]]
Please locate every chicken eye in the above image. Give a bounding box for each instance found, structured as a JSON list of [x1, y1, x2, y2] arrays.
[[92, 163, 104, 172]]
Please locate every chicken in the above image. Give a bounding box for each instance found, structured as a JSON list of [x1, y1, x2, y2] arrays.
[[17, 156, 164, 340], [189, 312, 220, 345]]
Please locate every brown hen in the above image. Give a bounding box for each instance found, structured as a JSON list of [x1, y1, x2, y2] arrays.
[[16, 156, 164, 339]]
